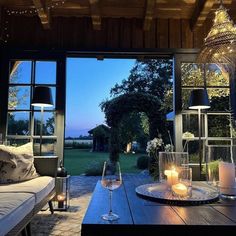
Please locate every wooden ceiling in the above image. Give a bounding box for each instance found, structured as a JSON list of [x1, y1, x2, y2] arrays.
[[0, 0, 235, 30]]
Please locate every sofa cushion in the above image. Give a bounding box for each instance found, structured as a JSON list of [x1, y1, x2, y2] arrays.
[[0, 142, 39, 184], [0, 192, 35, 236], [0, 176, 55, 205]]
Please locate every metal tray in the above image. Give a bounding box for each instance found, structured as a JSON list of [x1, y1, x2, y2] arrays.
[[135, 183, 219, 205]]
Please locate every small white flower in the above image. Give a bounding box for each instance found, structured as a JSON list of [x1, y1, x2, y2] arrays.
[[164, 144, 174, 152], [146, 137, 164, 156]]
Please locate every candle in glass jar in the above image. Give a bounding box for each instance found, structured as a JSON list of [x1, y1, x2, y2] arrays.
[[57, 193, 66, 202], [219, 161, 236, 195], [164, 168, 179, 186], [172, 183, 188, 197]]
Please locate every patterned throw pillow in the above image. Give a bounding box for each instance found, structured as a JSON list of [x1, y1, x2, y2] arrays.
[[0, 142, 40, 184]]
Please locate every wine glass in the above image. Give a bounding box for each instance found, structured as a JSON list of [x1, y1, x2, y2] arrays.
[[101, 161, 122, 221]]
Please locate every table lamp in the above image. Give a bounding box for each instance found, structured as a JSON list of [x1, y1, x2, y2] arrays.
[[32, 86, 53, 155], [189, 89, 210, 180]]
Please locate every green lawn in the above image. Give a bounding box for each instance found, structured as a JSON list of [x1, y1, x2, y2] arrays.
[[64, 149, 142, 175]]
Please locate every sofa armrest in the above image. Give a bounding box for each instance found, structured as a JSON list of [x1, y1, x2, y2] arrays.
[[34, 156, 58, 177]]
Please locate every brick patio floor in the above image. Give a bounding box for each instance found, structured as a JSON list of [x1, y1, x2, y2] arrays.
[[31, 176, 100, 236], [31, 173, 150, 236]]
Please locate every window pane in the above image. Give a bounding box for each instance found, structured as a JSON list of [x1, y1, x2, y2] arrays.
[[5, 139, 31, 146], [208, 88, 230, 111], [181, 63, 204, 87], [34, 112, 55, 136], [181, 89, 191, 110], [182, 113, 205, 137], [8, 86, 31, 110], [7, 112, 30, 135], [187, 141, 200, 163], [33, 139, 56, 156], [9, 61, 32, 84], [35, 61, 56, 84], [206, 63, 229, 86], [208, 140, 231, 145], [208, 115, 230, 137]]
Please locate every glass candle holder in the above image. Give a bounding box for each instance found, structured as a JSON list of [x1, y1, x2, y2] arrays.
[[159, 152, 189, 187], [171, 167, 192, 198], [206, 145, 236, 199]]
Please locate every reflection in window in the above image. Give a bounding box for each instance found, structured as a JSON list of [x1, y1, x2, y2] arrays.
[[8, 86, 31, 110], [182, 114, 205, 137], [34, 112, 55, 136], [208, 115, 230, 137], [181, 89, 191, 110], [205, 64, 229, 86], [33, 139, 56, 155], [9, 61, 32, 84], [7, 112, 30, 135], [181, 63, 204, 86], [208, 88, 230, 111], [6, 139, 31, 146]]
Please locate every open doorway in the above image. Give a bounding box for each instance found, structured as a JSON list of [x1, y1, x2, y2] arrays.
[[64, 57, 173, 176]]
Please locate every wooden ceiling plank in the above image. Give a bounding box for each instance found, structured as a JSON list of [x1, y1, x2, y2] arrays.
[[190, 0, 215, 31], [89, 0, 101, 30], [143, 0, 155, 31], [33, 0, 50, 29]]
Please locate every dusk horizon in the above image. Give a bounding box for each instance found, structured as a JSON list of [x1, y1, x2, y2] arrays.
[[65, 58, 135, 138]]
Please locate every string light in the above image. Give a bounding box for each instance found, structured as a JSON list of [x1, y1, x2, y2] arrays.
[[1, 1, 65, 43], [5, 0, 65, 16]]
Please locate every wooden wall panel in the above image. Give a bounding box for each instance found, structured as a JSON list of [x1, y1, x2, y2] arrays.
[[131, 19, 143, 48], [169, 19, 181, 48], [119, 18, 132, 49], [156, 19, 169, 48], [181, 19, 193, 48], [5, 15, 203, 50], [106, 18, 120, 48], [144, 20, 156, 48]]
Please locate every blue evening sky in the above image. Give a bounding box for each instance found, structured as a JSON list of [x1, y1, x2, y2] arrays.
[[11, 59, 135, 137], [65, 58, 135, 137]]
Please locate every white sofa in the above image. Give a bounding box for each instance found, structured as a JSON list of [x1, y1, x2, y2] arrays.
[[0, 156, 58, 236]]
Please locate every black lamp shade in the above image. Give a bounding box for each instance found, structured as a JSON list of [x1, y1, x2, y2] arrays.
[[32, 86, 53, 107], [189, 89, 210, 110]]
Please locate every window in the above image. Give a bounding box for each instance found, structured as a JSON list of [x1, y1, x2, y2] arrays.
[[181, 63, 233, 161], [7, 60, 57, 155]]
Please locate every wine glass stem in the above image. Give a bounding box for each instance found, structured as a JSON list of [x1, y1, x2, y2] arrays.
[[109, 190, 113, 214]]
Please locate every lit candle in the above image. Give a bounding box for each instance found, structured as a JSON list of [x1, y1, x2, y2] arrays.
[[172, 183, 188, 197], [219, 161, 236, 195], [57, 194, 66, 202], [164, 168, 179, 186]]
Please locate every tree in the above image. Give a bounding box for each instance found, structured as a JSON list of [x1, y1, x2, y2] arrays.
[[7, 114, 29, 135], [108, 59, 173, 144], [101, 92, 162, 161], [119, 112, 149, 151]]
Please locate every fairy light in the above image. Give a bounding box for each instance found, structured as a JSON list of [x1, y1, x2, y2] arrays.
[[5, 0, 65, 16], [197, 3, 236, 68], [2, 1, 65, 43], [0, 18, 9, 44]]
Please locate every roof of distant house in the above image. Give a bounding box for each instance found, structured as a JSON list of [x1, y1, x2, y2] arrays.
[[88, 124, 111, 135]]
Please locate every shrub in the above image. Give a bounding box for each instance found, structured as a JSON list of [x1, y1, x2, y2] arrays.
[[137, 155, 149, 169], [189, 153, 199, 163], [85, 161, 104, 176]]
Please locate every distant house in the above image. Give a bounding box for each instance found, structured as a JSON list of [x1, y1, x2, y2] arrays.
[[88, 124, 110, 152]]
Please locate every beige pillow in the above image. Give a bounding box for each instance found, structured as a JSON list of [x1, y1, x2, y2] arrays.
[[0, 142, 39, 184]]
